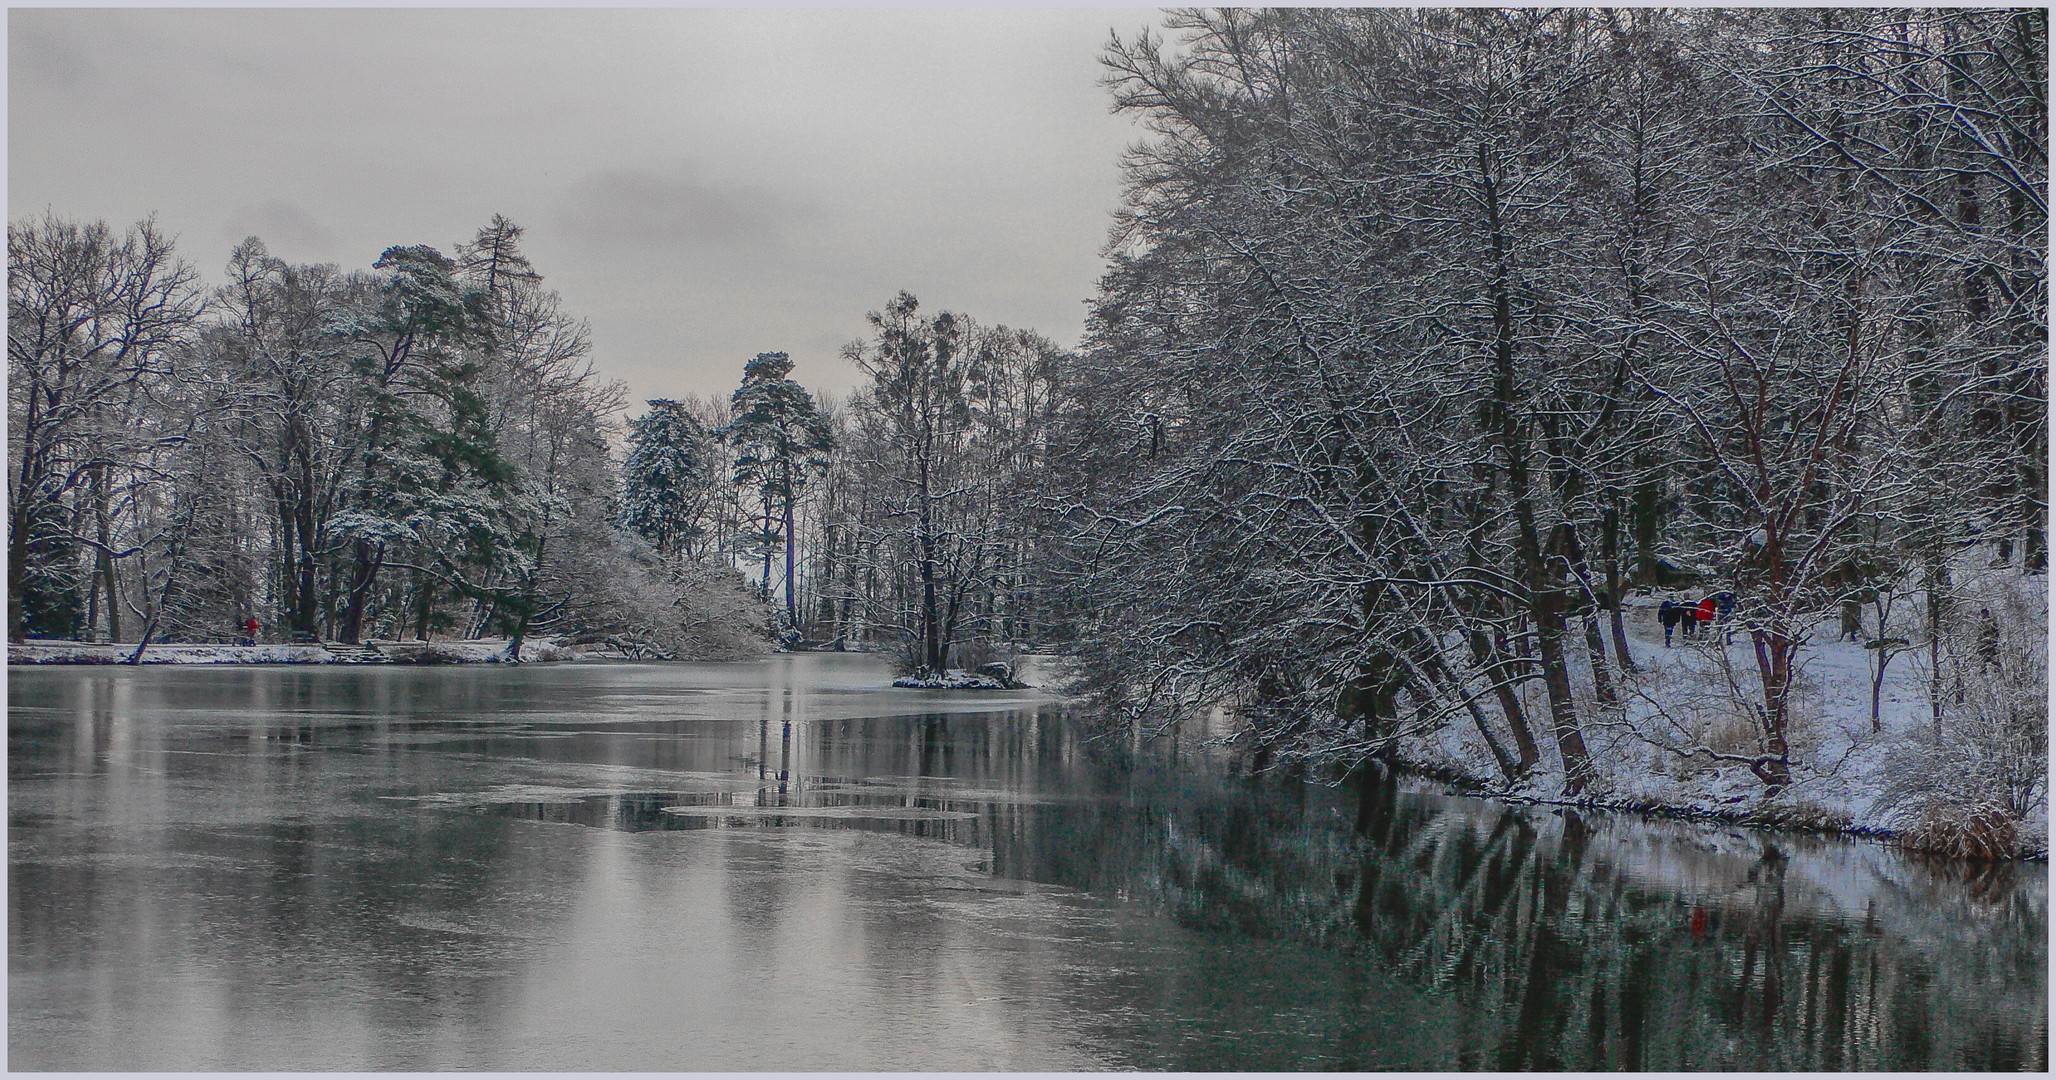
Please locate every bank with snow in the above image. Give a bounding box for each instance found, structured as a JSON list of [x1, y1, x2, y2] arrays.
[[1341, 559, 2046, 860], [8, 638, 580, 665]]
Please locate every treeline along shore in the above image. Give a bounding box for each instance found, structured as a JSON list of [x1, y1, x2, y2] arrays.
[[10, 10, 2046, 855]]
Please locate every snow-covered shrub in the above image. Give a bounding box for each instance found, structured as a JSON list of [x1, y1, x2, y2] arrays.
[[665, 559, 772, 659], [526, 641, 577, 663], [397, 642, 470, 665], [540, 537, 771, 660], [942, 637, 1020, 681], [890, 669, 1014, 690], [1873, 662, 2046, 857], [1895, 800, 2018, 861], [1624, 622, 1849, 791], [1621, 640, 1771, 777], [1743, 800, 1853, 833]]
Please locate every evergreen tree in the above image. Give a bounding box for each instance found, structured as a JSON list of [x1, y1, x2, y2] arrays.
[[622, 399, 718, 560], [457, 213, 541, 308], [332, 243, 492, 642], [722, 352, 833, 629]]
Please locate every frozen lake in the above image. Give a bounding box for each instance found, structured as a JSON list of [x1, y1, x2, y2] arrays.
[[9, 654, 2046, 1069]]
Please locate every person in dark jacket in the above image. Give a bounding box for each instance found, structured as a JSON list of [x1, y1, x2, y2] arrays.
[[1658, 599, 1680, 646], [1977, 607, 2001, 673]]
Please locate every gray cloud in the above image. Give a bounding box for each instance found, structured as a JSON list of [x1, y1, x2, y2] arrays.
[[10, 7, 1160, 404], [9, 16, 93, 94], [555, 166, 814, 254], [220, 200, 340, 263]]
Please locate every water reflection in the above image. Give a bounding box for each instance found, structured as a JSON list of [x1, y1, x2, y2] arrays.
[[1324, 768, 2046, 1070], [9, 657, 2045, 1070]]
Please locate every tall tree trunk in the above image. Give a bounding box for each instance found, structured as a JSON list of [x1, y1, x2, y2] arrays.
[[1925, 554, 1949, 736], [126, 542, 155, 664], [292, 496, 321, 642], [92, 463, 119, 641], [1533, 589, 1595, 794], [8, 406, 48, 640], [412, 567, 435, 642], [1603, 504, 1635, 671], [761, 501, 775, 607], [1418, 637, 1518, 784], [920, 534, 945, 673], [1749, 627, 1795, 786], [339, 538, 379, 644], [838, 531, 861, 648], [7, 510, 29, 641], [816, 520, 838, 640], [783, 495, 798, 629], [1479, 140, 1591, 793], [1630, 471, 1663, 587], [126, 527, 186, 665], [1583, 611, 1617, 707], [1468, 627, 1540, 773], [917, 456, 946, 673]]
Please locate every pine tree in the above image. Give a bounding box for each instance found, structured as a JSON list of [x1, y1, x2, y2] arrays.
[[722, 352, 833, 629], [622, 400, 717, 560]]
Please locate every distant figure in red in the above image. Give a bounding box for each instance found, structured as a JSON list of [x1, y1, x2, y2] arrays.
[[244, 617, 259, 646], [1695, 596, 1715, 628], [1690, 905, 1708, 941]]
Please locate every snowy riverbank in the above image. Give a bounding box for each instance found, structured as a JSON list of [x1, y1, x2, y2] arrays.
[[886, 655, 1071, 691], [1385, 554, 2049, 860], [7, 638, 579, 665]]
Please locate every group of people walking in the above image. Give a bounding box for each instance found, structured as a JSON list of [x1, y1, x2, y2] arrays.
[[1656, 594, 1730, 647]]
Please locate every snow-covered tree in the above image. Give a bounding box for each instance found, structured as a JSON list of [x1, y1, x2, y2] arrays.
[[722, 351, 833, 628], [622, 399, 719, 560], [8, 214, 202, 640], [1058, 8, 2045, 803]]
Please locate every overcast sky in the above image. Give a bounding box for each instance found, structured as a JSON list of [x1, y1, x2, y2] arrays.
[[10, 7, 1162, 406]]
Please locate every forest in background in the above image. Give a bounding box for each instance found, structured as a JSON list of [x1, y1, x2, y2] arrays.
[[9, 215, 766, 661], [9, 9, 2046, 838]]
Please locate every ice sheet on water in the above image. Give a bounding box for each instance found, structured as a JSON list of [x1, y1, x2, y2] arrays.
[[393, 914, 501, 936], [805, 779, 1064, 805], [661, 804, 980, 822], [515, 762, 750, 788], [411, 781, 744, 807]]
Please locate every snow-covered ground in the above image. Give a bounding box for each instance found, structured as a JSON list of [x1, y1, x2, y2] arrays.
[[9, 641, 337, 664], [886, 653, 1076, 690], [374, 639, 578, 664], [1398, 550, 2048, 857], [891, 668, 1016, 690], [8, 638, 576, 665]]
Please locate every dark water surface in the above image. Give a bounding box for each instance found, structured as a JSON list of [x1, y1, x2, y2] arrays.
[[9, 655, 2046, 1070]]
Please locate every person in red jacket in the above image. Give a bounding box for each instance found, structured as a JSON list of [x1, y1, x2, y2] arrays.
[[1695, 596, 1716, 630], [243, 617, 259, 646]]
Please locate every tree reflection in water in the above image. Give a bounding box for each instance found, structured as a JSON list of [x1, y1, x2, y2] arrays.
[[9, 665, 2044, 1071], [1102, 759, 2046, 1071], [684, 697, 2046, 1071]]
